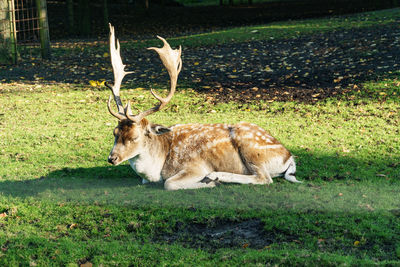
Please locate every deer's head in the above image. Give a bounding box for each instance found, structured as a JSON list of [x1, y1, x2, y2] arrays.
[[106, 24, 181, 165]]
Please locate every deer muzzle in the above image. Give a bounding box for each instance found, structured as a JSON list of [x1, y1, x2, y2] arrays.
[[108, 154, 120, 165]]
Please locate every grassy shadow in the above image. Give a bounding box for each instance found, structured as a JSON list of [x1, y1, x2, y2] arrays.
[[0, 151, 399, 264], [0, 149, 398, 211]]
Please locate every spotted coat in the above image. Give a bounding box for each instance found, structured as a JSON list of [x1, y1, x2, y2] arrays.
[[109, 119, 300, 190]]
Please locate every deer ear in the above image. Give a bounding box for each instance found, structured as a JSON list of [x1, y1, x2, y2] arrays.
[[150, 124, 171, 135], [139, 118, 149, 128]]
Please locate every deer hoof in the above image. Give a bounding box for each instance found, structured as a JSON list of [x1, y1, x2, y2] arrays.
[[200, 176, 214, 184]]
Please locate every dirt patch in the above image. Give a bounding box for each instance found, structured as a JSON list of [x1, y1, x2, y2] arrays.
[[156, 218, 296, 250]]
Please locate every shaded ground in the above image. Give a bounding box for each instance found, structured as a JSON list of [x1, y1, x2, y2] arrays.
[[155, 218, 294, 250], [153, 214, 398, 259], [188, 23, 400, 102], [1, 16, 400, 103], [48, 0, 398, 39]]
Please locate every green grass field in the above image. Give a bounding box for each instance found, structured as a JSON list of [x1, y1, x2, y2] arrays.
[[1, 8, 400, 266]]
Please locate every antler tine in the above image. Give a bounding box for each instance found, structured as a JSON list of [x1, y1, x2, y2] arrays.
[[150, 37, 182, 106], [107, 23, 133, 120], [107, 95, 126, 121], [125, 36, 182, 122]]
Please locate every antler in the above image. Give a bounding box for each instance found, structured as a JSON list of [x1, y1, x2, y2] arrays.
[[106, 23, 133, 121], [125, 36, 182, 122], [106, 24, 182, 123]]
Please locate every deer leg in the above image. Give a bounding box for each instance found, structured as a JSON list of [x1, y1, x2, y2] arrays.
[[164, 170, 218, 190], [206, 170, 273, 185]]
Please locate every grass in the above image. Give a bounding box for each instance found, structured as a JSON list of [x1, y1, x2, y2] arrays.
[[49, 8, 400, 58], [1, 83, 399, 265], [1, 8, 400, 266], [125, 8, 400, 49]]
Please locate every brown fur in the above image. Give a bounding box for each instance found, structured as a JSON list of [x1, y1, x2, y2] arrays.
[[109, 120, 293, 185]]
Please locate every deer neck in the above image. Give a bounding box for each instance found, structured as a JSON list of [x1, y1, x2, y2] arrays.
[[128, 132, 172, 183]]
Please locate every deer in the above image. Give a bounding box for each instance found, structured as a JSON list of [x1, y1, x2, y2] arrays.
[[105, 24, 301, 190]]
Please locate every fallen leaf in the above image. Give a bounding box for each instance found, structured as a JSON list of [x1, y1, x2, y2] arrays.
[[264, 66, 273, 72], [89, 80, 97, 87], [89, 80, 105, 87]]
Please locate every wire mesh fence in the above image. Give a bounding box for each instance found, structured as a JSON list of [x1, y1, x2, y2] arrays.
[[14, 0, 40, 46], [0, 0, 50, 64]]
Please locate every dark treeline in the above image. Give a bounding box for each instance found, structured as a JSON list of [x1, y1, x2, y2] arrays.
[[49, 0, 400, 39]]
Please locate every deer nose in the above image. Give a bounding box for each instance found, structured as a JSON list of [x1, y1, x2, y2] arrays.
[[108, 155, 119, 165]]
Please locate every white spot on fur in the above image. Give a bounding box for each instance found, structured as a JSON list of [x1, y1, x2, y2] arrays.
[[214, 137, 230, 146], [254, 144, 282, 150], [243, 133, 254, 139]]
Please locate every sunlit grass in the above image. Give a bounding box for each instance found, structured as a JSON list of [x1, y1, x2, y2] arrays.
[[1, 8, 400, 265], [1, 78, 399, 264], [1, 83, 399, 182], [129, 8, 400, 48]]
